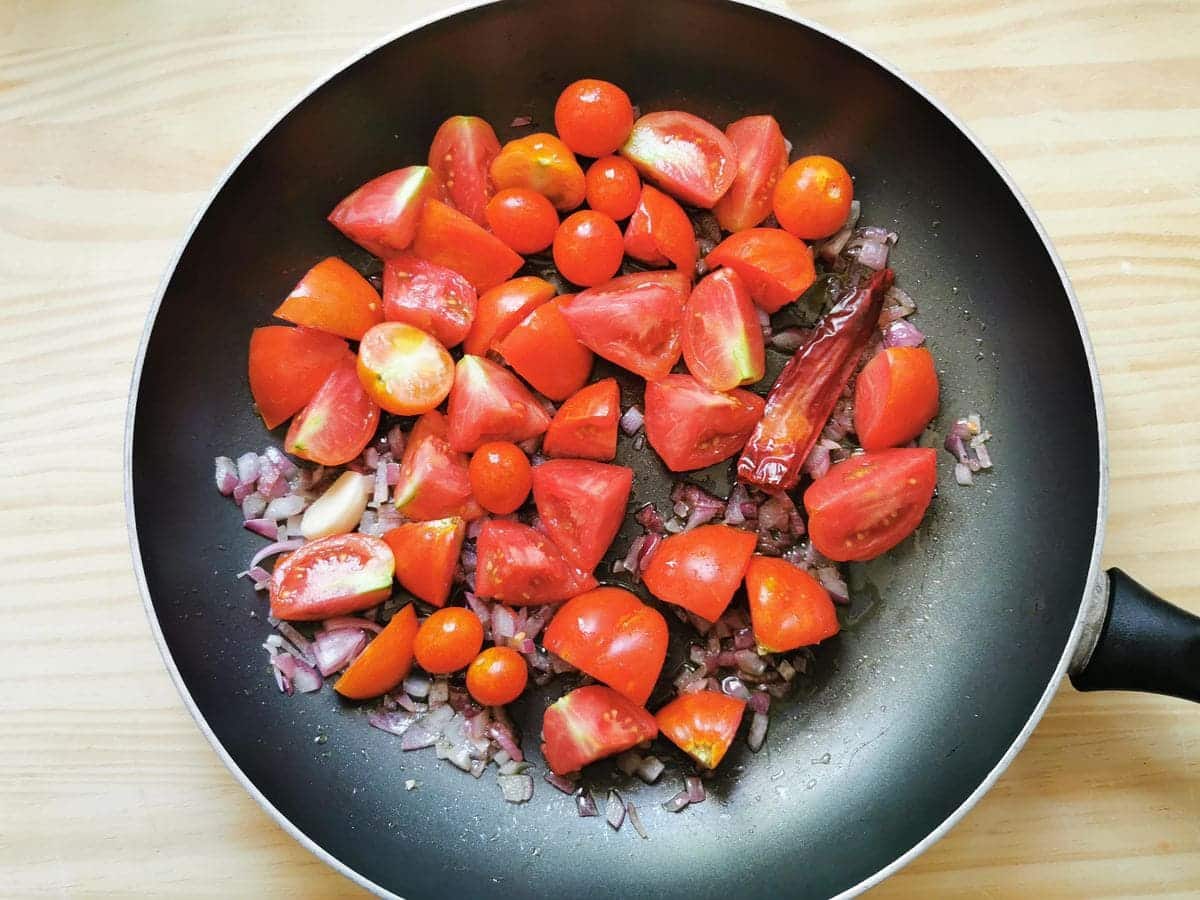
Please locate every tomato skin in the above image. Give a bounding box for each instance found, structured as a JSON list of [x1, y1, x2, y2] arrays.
[[554, 79, 635, 158], [414, 607, 485, 675], [620, 111, 738, 208], [706, 228, 817, 314], [335, 604, 419, 700], [585, 156, 641, 221], [542, 378, 620, 461], [393, 410, 485, 522], [681, 267, 765, 392], [446, 355, 551, 453], [623, 185, 697, 275], [284, 357, 380, 466], [274, 257, 383, 341], [655, 691, 745, 770], [327, 165, 441, 258], [411, 199, 523, 292], [468, 441, 533, 515], [269, 533, 394, 621], [541, 684, 658, 775], [544, 588, 668, 705], [474, 519, 597, 605], [643, 374, 764, 472], [383, 517, 466, 608], [382, 253, 476, 349], [532, 459, 633, 571], [428, 116, 501, 226], [248, 326, 352, 429], [553, 211, 624, 287], [854, 347, 940, 450], [642, 524, 757, 622], [466, 646, 528, 707], [490, 133, 586, 212], [804, 448, 938, 562], [745, 557, 839, 653], [485, 187, 559, 255], [774, 155, 854, 240], [495, 299, 593, 401], [713, 115, 790, 233], [355, 322, 454, 416], [464, 277, 557, 357]]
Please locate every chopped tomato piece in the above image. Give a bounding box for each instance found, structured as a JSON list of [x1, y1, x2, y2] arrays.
[[542, 378, 620, 461], [284, 357, 380, 465], [745, 557, 840, 653], [411, 199, 523, 292], [623, 184, 697, 274], [474, 520, 597, 605], [355, 322, 454, 415], [532, 459, 633, 571], [706, 228, 817, 313], [642, 524, 756, 622], [620, 111, 737, 208], [393, 410, 485, 522], [553, 211, 624, 287], [327, 165, 441, 258], [655, 691, 745, 770], [854, 347, 940, 450], [381, 253, 476, 349], [496, 299, 593, 400], [468, 441, 533, 515], [541, 684, 658, 775], [490, 133, 586, 211], [248, 326, 352, 429], [428, 116, 500, 226], [464, 277, 557, 357], [585, 156, 641, 221], [774, 155, 854, 240], [681, 267, 765, 391], [712, 115, 789, 233], [383, 517, 466, 608], [466, 646, 528, 707], [554, 79, 635, 158], [335, 604, 419, 700], [274, 257, 382, 341], [446, 355, 551, 453], [269, 533, 394, 621], [643, 374, 764, 472]]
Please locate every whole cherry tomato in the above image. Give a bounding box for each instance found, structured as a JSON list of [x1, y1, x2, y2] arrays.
[[466, 646, 529, 707], [485, 187, 560, 255], [468, 441, 533, 515], [554, 79, 635, 158], [552, 210, 624, 287], [585, 156, 641, 221], [413, 607, 485, 674], [773, 155, 854, 240]]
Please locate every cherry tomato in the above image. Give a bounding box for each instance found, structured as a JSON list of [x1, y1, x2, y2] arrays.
[[393, 410, 485, 522], [541, 685, 658, 775], [468, 441, 533, 515], [328, 165, 441, 257], [532, 459, 633, 571], [712, 115, 789, 233], [485, 188, 559, 255], [623, 184, 697, 274], [248, 326, 352, 429], [464, 276, 557, 356], [411, 199, 523, 292], [428, 116, 501, 226], [745, 556, 839, 653], [620, 111, 737, 208], [274, 257, 382, 341], [355, 322, 454, 416], [554, 79, 635, 158], [553, 210, 624, 287], [285, 357, 380, 465], [474, 519, 597, 605], [414, 607, 484, 675], [655, 691, 745, 770], [383, 517, 466, 608], [705, 228, 817, 313], [642, 524, 757, 622], [446, 355, 551, 453], [542, 377, 620, 461], [643, 374, 764, 472], [585, 156, 641, 221], [269, 533, 394, 621], [682, 267, 765, 391], [854, 347, 940, 450], [803, 448, 938, 562], [381, 253, 476, 349], [490, 133, 586, 211], [495, 299, 593, 401], [774, 155, 854, 240], [466, 646, 529, 707], [335, 604, 419, 700]]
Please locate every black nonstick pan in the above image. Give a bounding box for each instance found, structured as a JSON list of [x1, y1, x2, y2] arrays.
[[125, 1, 1200, 897]]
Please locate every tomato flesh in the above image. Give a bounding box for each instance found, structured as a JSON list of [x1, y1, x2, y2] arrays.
[[446, 355, 550, 453], [284, 356, 380, 466], [541, 684, 658, 775], [383, 517, 465, 608], [411, 199, 523, 292], [655, 691, 745, 770], [532, 459, 633, 571], [269, 533, 394, 621], [382, 253, 476, 349], [706, 228, 817, 313], [414, 607, 484, 674], [542, 378, 620, 461], [496, 299, 593, 400], [393, 410, 485, 522], [335, 604, 419, 700], [642, 524, 756, 622], [620, 111, 737, 208], [274, 257, 382, 341], [474, 520, 597, 605], [327, 165, 441, 258], [466, 646, 528, 707], [490, 133, 586, 211], [623, 184, 697, 274], [854, 347, 940, 450], [643, 374, 764, 472], [355, 322, 454, 416], [713, 115, 790, 233], [468, 441, 533, 515], [554, 79, 635, 158], [682, 267, 765, 391], [464, 277, 557, 357], [248, 326, 352, 429], [746, 556, 839, 653], [428, 116, 500, 226]]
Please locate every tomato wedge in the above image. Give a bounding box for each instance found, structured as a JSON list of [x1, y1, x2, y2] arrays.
[[393, 410, 484, 522], [446, 355, 551, 453], [248, 326, 352, 429], [854, 347, 940, 450], [495, 299, 593, 401], [655, 691, 745, 770], [411, 199, 523, 292], [284, 356, 380, 465], [356, 322, 454, 416], [463, 276, 557, 357], [274, 257, 383, 341], [712, 115, 789, 233], [489, 133, 586, 211], [381, 253, 476, 349], [803, 448, 938, 562], [334, 604, 419, 700], [269, 533, 394, 621], [532, 459, 633, 571], [745, 556, 839, 653], [706, 228, 817, 313], [474, 519, 597, 605], [327, 165, 441, 258], [643, 374, 764, 472], [681, 267, 765, 391], [642, 524, 756, 622], [620, 111, 737, 208], [541, 684, 658, 775], [542, 378, 620, 461], [558, 271, 689, 380], [543, 588, 668, 705], [428, 116, 500, 226], [383, 517, 466, 608], [623, 184, 697, 274]]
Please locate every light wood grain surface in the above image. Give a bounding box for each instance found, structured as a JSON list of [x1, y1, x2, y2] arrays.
[[2, 1, 1197, 896]]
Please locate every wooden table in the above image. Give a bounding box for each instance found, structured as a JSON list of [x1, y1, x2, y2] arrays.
[[3, 1, 1197, 895]]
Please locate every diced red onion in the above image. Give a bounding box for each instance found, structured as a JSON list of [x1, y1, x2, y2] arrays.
[[803, 438, 841, 480], [242, 517, 277, 540], [616, 751, 643, 777], [817, 200, 861, 265], [241, 492, 267, 521], [241, 565, 271, 587], [214, 456, 239, 495], [636, 755, 665, 784], [664, 518, 685, 534], [732, 627, 756, 651], [545, 771, 577, 794], [663, 791, 690, 813], [369, 710, 418, 736], [769, 328, 810, 353], [748, 690, 771, 716], [685, 776, 706, 804], [395, 692, 421, 713], [522, 605, 556, 640], [747, 711, 769, 751], [735, 649, 768, 676], [489, 716, 523, 763], [371, 464, 389, 506], [881, 318, 926, 349], [974, 441, 993, 470], [272, 652, 322, 693], [491, 605, 518, 642], [510, 114, 533, 127], [403, 672, 431, 699], [722, 675, 753, 701], [269, 618, 316, 666], [576, 788, 599, 817], [322, 616, 383, 634], [312, 628, 367, 676], [467, 518, 488, 540], [428, 679, 450, 707], [626, 802, 648, 839], [498, 774, 534, 803], [236, 452, 260, 486], [757, 495, 791, 532], [955, 462, 974, 485], [756, 306, 772, 339], [619, 406, 644, 435], [606, 790, 626, 830], [247, 538, 303, 572], [400, 724, 437, 750], [815, 565, 850, 605]]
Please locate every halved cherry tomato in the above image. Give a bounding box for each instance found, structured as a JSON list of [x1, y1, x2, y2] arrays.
[[383, 517, 466, 608], [485, 187, 559, 254], [490, 133, 586, 211], [414, 607, 484, 674], [381, 253, 476, 349], [774, 155, 854, 240], [474, 519, 597, 605], [620, 111, 737, 208], [706, 228, 817, 313], [466, 646, 528, 707], [682, 267, 765, 391], [585, 156, 641, 221], [428, 116, 501, 226], [335, 604, 419, 699], [496, 299, 594, 400], [541, 684, 658, 775], [544, 588, 668, 705], [446, 355, 550, 453], [463, 277, 557, 356], [554, 79, 635, 157], [558, 270, 689, 380], [642, 524, 756, 622], [274, 257, 383, 341], [411, 199, 523, 292], [854, 347, 940, 450], [468, 440, 533, 515], [655, 691, 745, 770], [269, 533, 394, 621], [803, 448, 938, 562], [643, 374, 764, 472], [712, 115, 790, 233], [327, 165, 441, 258], [553, 210, 624, 287], [356, 322, 454, 416], [284, 357, 380, 465], [248, 326, 352, 429], [745, 556, 839, 653], [532, 459, 633, 571], [623, 184, 697, 274], [542, 378, 620, 461], [393, 410, 484, 522]]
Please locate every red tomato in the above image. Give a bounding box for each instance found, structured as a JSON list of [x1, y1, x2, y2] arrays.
[[327, 165, 441, 258], [623, 185, 697, 274], [854, 347, 940, 450], [464, 277, 557, 356], [393, 410, 485, 522], [643, 374, 764, 472], [466, 646, 529, 707], [705, 228, 817, 313], [681, 267, 765, 391], [355, 322, 454, 416], [620, 111, 737, 208], [544, 588, 668, 705], [641, 524, 756, 622], [774, 155, 854, 240], [468, 441, 533, 515], [495, 300, 593, 401], [446, 355, 551, 453], [474, 520, 597, 605], [803, 448, 938, 562], [383, 517, 466, 608], [558, 271, 689, 380], [655, 691, 745, 770], [485, 187, 559, 254], [532, 459, 633, 571], [428, 116, 500, 226], [745, 556, 839, 653], [411, 199, 523, 292], [413, 607, 484, 674], [269, 533, 394, 621], [274, 257, 383, 341], [712, 115, 790, 233], [335, 604, 419, 700], [381, 253, 476, 349], [542, 378, 620, 461], [585, 156, 641, 221], [248, 326, 352, 429], [490, 133, 586, 211], [554, 79, 635, 158], [553, 210, 624, 287], [284, 357, 380, 465], [541, 685, 658, 775]]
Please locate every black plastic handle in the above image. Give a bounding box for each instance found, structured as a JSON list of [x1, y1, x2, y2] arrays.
[[1070, 568, 1200, 702]]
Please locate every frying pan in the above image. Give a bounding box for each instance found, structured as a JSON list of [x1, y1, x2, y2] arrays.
[[124, 1, 1200, 896]]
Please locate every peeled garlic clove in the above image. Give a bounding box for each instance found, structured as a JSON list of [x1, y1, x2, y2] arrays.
[[300, 471, 371, 539]]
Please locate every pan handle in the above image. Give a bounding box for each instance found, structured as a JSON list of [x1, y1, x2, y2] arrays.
[[1070, 568, 1200, 702]]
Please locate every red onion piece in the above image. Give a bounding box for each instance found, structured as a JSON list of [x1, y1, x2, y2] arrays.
[[489, 717, 523, 763], [322, 616, 384, 634], [240, 492, 267, 520], [545, 772, 577, 794], [264, 494, 306, 521], [247, 538, 303, 572], [756, 305, 772, 339], [757, 495, 791, 532], [243, 516, 278, 540], [214, 456, 238, 495], [817, 200, 861, 265], [685, 775, 706, 804], [815, 565, 850, 605], [881, 318, 926, 348], [663, 790, 690, 813], [236, 452, 260, 487], [491, 605, 518, 642], [272, 652, 322, 693], [955, 462, 973, 485], [369, 710, 418, 736], [748, 690, 771, 715], [498, 774, 534, 803], [769, 328, 810, 353], [721, 675, 753, 701], [626, 802, 648, 839], [312, 628, 368, 676], [575, 788, 599, 817], [735, 649, 768, 676], [268, 618, 316, 666], [733, 627, 756, 651], [619, 406, 644, 436], [606, 790, 626, 830], [636, 755, 665, 784], [510, 115, 533, 127], [747, 711, 769, 751]]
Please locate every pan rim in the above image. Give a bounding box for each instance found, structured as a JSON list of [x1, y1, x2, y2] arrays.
[[122, 2, 1109, 897]]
